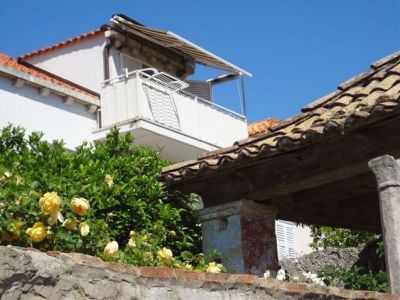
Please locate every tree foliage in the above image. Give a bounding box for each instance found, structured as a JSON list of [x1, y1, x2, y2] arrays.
[[309, 226, 376, 250], [0, 125, 221, 271], [309, 225, 388, 292]]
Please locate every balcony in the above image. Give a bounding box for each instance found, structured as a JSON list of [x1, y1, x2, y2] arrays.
[[93, 69, 248, 161]]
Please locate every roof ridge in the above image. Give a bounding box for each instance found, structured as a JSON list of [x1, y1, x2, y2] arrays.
[[18, 25, 109, 61], [302, 51, 400, 113]]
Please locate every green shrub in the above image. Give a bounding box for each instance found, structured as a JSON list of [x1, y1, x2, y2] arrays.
[[318, 266, 389, 293], [0, 125, 222, 272], [309, 225, 388, 292]]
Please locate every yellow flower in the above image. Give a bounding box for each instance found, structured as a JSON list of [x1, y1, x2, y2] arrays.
[[105, 174, 114, 188], [183, 263, 193, 270], [169, 230, 177, 237], [157, 247, 174, 263], [104, 241, 119, 257], [129, 230, 136, 237], [71, 197, 90, 216], [206, 262, 223, 273], [15, 175, 23, 185], [80, 222, 90, 236], [10, 220, 24, 239], [145, 251, 154, 260], [4, 171, 12, 178], [128, 238, 136, 248], [39, 192, 61, 216], [26, 222, 48, 243], [141, 234, 149, 246], [62, 218, 78, 231]]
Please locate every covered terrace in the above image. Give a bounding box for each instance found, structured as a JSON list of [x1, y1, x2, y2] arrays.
[[160, 52, 400, 294]]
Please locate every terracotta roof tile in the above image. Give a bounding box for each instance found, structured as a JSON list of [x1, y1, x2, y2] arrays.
[[248, 118, 279, 136], [18, 26, 109, 61], [161, 51, 400, 184], [0, 53, 99, 99]]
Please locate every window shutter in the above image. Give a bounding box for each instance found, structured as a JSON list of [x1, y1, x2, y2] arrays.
[[184, 80, 212, 101], [275, 220, 296, 260]]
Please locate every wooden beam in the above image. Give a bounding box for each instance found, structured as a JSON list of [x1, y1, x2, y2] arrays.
[[64, 96, 75, 106], [13, 78, 25, 88], [39, 87, 50, 97], [87, 104, 98, 114], [183, 116, 400, 204]]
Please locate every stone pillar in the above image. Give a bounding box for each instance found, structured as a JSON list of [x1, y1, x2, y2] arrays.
[[198, 200, 279, 276], [368, 155, 400, 295]]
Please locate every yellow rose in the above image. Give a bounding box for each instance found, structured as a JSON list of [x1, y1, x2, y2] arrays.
[[1, 219, 24, 240], [71, 198, 90, 216], [183, 263, 193, 270], [157, 247, 174, 263], [15, 175, 23, 185], [39, 192, 61, 215], [206, 262, 223, 273], [10, 220, 24, 239], [105, 174, 114, 188], [104, 241, 119, 257], [145, 251, 154, 260], [80, 221, 90, 236], [62, 218, 78, 231], [128, 238, 136, 248], [26, 222, 48, 243]]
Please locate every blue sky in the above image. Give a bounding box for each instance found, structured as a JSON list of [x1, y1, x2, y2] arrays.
[[0, 0, 399, 123]]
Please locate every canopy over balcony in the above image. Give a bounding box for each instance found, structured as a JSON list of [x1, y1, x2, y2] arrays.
[[110, 14, 252, 77]]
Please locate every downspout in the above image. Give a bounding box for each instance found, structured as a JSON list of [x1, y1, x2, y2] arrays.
[[103, 38, 114, 81]]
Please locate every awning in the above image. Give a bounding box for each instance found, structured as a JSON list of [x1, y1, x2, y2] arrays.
[[111, 14, 252, 77]]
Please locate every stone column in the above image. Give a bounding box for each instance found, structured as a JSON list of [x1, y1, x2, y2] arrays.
[[368, 155, 400, 295], [197, 200, 279, 276]]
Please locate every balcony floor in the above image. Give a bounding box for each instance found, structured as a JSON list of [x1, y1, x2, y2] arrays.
[[93, 117, 219, 162]]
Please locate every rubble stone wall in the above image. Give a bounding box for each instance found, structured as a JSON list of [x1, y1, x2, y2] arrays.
[[0, 246, 396, 300]]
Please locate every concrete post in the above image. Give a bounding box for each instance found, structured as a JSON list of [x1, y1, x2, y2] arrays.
[[368, 155, 400, 295], [198, 200, 279, 276]]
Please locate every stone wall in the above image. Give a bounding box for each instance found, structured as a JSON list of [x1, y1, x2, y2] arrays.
[[280, 243, 385, 283], [0, 246, 397, 300]]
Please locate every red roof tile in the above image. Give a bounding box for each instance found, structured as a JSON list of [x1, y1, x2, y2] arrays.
[[0, 53, 99, 99], [18, 26, 108, 61], [248, 118, 279, 136]]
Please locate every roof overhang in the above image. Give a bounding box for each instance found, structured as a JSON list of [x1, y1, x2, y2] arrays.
[[110, 14, 252, 77]]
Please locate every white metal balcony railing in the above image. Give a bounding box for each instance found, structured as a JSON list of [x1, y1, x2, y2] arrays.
[[100, 68, 247, 147]]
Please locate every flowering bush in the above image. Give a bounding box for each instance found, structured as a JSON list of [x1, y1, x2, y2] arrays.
[[0, 125, 222, 272]]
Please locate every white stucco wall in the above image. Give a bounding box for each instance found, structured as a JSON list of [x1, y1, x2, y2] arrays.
[[0, 76, 97, 150], [25, 35, 106, 93], [293, 224, 313, 257]]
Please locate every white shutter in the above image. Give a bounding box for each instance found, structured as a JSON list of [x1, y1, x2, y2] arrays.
[[142, 83, 180, 130], [275, 220, 296, 260]]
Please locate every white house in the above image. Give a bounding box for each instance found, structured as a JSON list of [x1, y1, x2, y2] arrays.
[[0, 14, 312, 259], [14, 14, 250, 161]]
